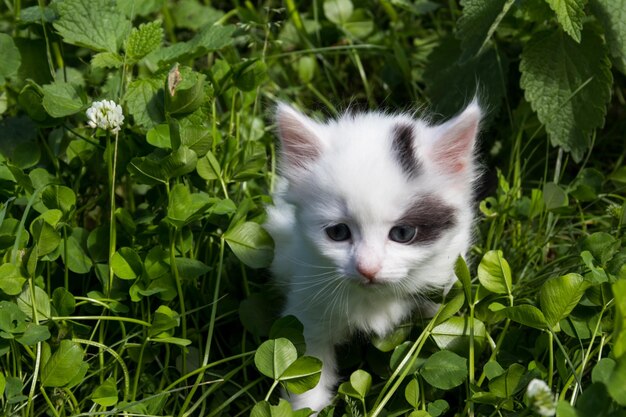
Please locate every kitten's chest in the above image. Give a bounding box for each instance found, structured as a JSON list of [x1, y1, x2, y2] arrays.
[[346, 293, 413, 337]]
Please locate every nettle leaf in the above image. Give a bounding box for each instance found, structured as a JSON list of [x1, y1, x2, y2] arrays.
[[545, 0, 586, 42], [456, 0, 515, 61], [590, 0, 626, 73], [145, 24, 235, 67], [224, 221, 274, 269], [477, 250, 512, 295], [254, 338, 298, 380], [125, 21, 163, 62], [42, 82, 87, 118], [124, 76, 164, 129], [91, 52, 123, 69], [520, 25, 613, 162], [53, 0, 131, 53], [420, 350, 468, 390], [0, 33, 21, 85], [41, 340, 86, 387], [540, 273, 588, 329]]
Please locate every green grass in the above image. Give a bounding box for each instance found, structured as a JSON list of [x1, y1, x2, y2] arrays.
[[0, 0, 625, 416]]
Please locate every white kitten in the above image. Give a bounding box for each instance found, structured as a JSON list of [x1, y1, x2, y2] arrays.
[[264, 102, 482, 412]]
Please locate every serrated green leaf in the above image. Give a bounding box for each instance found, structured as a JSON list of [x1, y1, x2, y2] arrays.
[[124, 77, 164, 129], [126, 21, 163, 62], [41, 340, 85, 387], [224, 222, 274, 269], [520, 25, 613, 161], [456, 0, 515, 61], [53, 0, 131, 53], [0, 34, 21, 85], [590, 0, 626, 73], [41, 82, 86, 118], [545, 0, 586, 42], [91, 52, 123, 69]]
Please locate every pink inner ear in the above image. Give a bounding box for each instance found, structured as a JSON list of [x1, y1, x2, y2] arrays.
[[432, 105, 481, 174], [277, 107, 321, 170]]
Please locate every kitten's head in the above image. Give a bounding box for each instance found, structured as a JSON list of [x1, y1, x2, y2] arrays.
[[275, 102, 481, 294]]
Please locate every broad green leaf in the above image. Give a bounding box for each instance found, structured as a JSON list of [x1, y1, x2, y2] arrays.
[[167, 183, 211, 227], [173, 258, 210, 280], [91, 52, 123, 69], [543, 182, 569, 210], [91, 378, 118, 407], [431, 316, 487, 355], [0, 301, 28, 334], [30, 217, 62, 257], [569, 168, 604, 202], [590, 0, 626, 73], [420, 350, 468, 390], [224, 222, 274, 269], [0, 264, 26, 296], [4, 376, 25, 402], [520, 25, 612, 161], [612, 280, 626, 358], [488, 363, 524, 398], [196, 151, 222, 180], [545, 0, 586, 42], [166, 69, 207, 116], [250, 399, 299, 417], [149, 305, 179, 337], [582, 232, 619, 265], [41, 185, 76, 215], [372, 324, 411, 352], [171, 0, 224, 30], [539, 273, 588, 328], [0, 34, 21, 85], [234, 60, 268, 92], [269, 315, 306, 356], [501, 305, 547, 329], [16, 324, 51, 346], [41, 82, 86, 118], [125, 21, 163, 62], [128, 147, 197, 185], [145, 24, 235, 67], [111, 247, 143, 280], [17, 285, 51, 320], [60, 228, 93, 274], [41, 340, 85, 387], [324, 0, 354, 24], [342, 9, 374, 38], [124, 77, 164, 129], [280, 356, 322, 394], [607, 354, 626, 405], [477, 250, 512, 294], [53, 0, 131, 53], [427, 399, 450, 417], [405, 378, 420, 408], [349, 369, 371, 398], [456, 0, 515, 61], [52, 288, 76, 316], [254, 338, 298, 380], [592, 358, 616, 385]]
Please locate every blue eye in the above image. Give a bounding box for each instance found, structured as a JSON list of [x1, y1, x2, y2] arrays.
[[389, 225, 417, 243], [325, 223, 351, 241]]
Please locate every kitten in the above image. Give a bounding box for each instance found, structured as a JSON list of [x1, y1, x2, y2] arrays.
[[264, 101, 482, 412]]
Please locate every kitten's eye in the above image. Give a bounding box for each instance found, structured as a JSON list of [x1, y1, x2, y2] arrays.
[[325, 223, 351, 241], [389, 225, 417, 243]]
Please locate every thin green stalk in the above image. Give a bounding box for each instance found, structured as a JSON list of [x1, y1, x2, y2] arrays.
[[264, 380, 280, 402], [547, 330, 554, 388], [178, 238, 226, 416], [132, 338, 149, 401], [40, 387, 61, 417], [107, 131, 120, 296], [50, 316, 151, 327]]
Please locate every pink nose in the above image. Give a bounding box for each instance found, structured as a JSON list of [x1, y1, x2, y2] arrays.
[[357, 264, 380, 281]]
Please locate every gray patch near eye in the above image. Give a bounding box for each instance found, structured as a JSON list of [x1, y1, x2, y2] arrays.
[[397, 195, 457, 244], [392, 123, 421, 178]]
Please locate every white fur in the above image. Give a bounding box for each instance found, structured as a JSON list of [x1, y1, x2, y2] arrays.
[[265, 102, 481, 412]]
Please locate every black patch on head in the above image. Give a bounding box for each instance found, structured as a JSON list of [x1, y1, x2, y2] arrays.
[[392, 124, 420, 177], [397, 195, 457, 244]]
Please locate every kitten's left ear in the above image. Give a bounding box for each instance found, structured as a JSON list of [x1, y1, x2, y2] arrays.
[[429, 100, 482, 174], [275, 103, 325, 175]]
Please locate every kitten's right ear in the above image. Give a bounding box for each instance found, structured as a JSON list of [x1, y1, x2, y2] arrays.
[[276, 103, 324, 174]]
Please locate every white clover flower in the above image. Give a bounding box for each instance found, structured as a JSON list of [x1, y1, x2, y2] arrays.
[[526, 379, 556, 416], [86, 99, 124, 134]]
